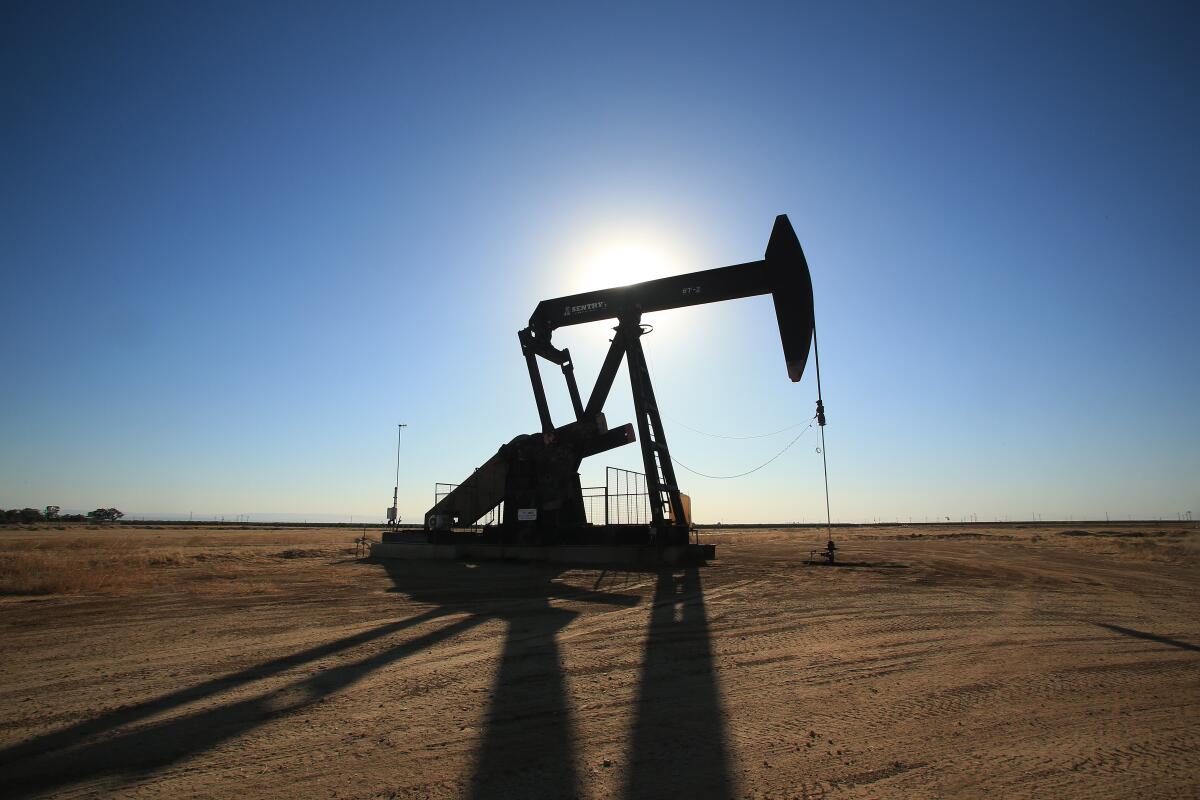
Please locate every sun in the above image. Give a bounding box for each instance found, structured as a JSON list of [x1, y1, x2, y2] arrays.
[[568, 229, 691, 294]]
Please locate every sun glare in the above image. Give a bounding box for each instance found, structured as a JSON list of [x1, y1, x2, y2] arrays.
[[569, 230, 691, 294]]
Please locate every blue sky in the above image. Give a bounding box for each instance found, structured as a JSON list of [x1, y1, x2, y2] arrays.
[[2, 1, 1197, 523]]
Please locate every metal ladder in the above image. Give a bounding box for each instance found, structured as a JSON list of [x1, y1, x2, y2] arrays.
[[622, 320, 688, 539]]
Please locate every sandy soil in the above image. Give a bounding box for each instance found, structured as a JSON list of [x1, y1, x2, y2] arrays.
[[1, 522, 1197, 799]]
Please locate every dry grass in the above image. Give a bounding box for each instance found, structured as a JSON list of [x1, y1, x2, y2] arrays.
[[0, 544, 293, 596], [1085, 534, 1197, 563], [0, 525, 355, 596], [0, 536, 186, 595]]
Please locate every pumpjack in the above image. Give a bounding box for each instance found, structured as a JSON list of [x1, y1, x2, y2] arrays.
[[419, 214, 816, 552]]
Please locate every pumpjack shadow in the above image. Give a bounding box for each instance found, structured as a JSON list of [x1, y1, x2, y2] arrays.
[[0, 560, 737, 800], [374, 559, 738, 800]]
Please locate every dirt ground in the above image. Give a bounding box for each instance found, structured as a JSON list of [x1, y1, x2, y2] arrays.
[[1, 522, 1197, 799]]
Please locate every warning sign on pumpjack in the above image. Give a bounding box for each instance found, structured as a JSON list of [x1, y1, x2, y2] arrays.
[[517, 508, 538, 521]]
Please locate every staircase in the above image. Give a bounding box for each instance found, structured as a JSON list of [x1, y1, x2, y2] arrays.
[[623, 322, 688, 537], [424, 446, 510, 529]]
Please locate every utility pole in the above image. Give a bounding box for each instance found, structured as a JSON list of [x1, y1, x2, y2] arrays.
[[388, 424, 407, 527]]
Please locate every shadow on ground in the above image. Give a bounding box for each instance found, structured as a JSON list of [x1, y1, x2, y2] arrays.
[[805, 560, 908, 569], [1096, 623, 1200, 653], [375, 560, 737, 800], [0, 558, 739, 799], [0, 606, 479, 797], [623, 568, 736, 800], [378, 559, 612, 799]]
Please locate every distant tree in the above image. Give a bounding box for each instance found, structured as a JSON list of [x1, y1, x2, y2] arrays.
[[19, 508, 42, 524], [44, 505, 60, 520], [86, 508, 124, 523]]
